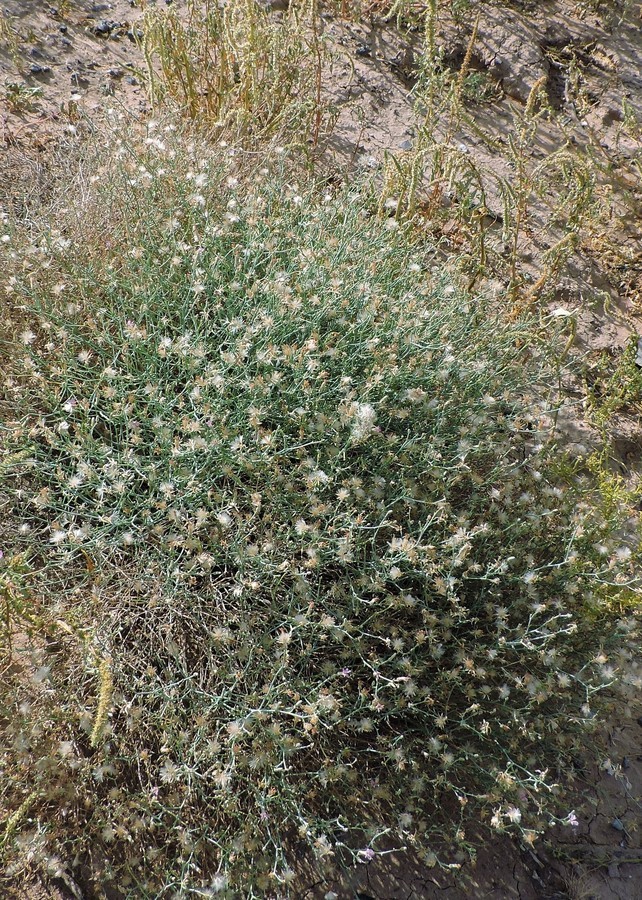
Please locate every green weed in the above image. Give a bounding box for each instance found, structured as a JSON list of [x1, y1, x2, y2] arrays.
[[585, 337, 642, 427], [3, 81, 43, 113]]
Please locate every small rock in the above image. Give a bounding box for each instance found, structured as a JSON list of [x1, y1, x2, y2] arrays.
[[108, 67, 124, 79], [92, 21, 113, 36], [59, 24, 68, 33], [611, 817, 625, 832], [29, 64, 51, 76], [608, 862, 621, 878], [94, 19, 125, 38], [637, 715, 642, 727], [125, 75, 139, 86], [398, 139, 413, 150], [635, 337, 642, 368], [622, 756, 631, 770], [356, 43, 371, 57]]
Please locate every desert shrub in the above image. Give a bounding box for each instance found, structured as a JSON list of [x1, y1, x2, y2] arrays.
[[0, 128, 637, 897], [139, 0, 327, 145]]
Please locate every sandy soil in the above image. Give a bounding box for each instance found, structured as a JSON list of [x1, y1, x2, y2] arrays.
[[1, 1, 641, 898]]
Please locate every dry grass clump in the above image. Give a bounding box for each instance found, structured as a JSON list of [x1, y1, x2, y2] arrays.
[[376, 2, 602, 312], [139, 0, 327, 146], [0, 127, 638, 897]]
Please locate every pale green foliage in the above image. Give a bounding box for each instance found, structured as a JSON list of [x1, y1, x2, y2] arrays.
[[0, 129, 638, 897]]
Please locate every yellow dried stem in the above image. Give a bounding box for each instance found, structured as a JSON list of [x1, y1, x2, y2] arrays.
[[456, 13, 480, 98], [525, 75, 548, 119], [1, 791, 38, 847], [90, 656, 113, 748]]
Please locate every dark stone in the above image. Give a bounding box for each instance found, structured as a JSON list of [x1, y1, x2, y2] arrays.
[[92, 20, 124, 38], [92, 20, 113, 36]]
